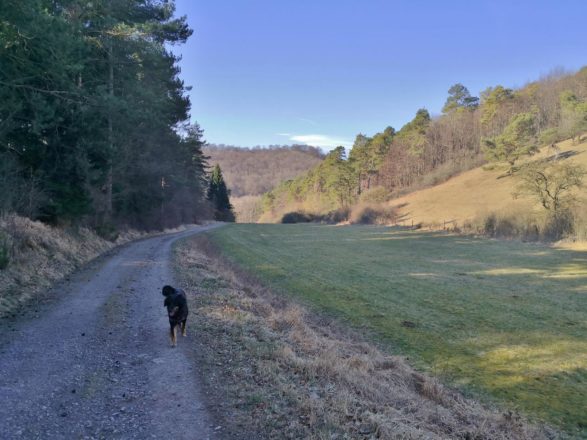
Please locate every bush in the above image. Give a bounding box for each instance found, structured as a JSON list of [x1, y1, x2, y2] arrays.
[[543, 211, 574, 241], [539, 127, 561, 146], [321, 208, 350, 224], [0, 236, 9, 270], [359, 186, 391, 204], [572, 205, 587, 241], [349, 204, 397, 225], [95, 223, 119, 241], [281, 212, 315, 224], [474, 208, 580, 242], [480, 212, 539, 240], [281, 208, 350, 224]]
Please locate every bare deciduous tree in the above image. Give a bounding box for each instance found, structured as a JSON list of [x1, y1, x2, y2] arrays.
[[514, 161, 586, 214]]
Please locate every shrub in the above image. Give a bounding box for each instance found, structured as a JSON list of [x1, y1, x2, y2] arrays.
[[543, 211, 574, 241], [473, 208, 580, 242], [95, 223, 119, 241], [0, 234, 9, 270], [349, 204, 397, 225], [572, 205, 587, 241], [281, 208, 350, 224], [358, 186, 391, 204], [321, 208, 350, 223], [539, 127, 561, 146], [281, 211, 315, 224]]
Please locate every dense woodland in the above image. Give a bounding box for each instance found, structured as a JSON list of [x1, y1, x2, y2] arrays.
[[0, 0, 212, 231], [204, 144, 324, 197], [263, 68, 587, 220]]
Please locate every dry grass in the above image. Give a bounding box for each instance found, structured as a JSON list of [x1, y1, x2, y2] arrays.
[[173, 235, 556, 439], [0, 215, 113, 317], [388, 137, 587, 230], [231, 195, 263, 223], [349, 203, 398, 225], [0, 214, 189, 318]]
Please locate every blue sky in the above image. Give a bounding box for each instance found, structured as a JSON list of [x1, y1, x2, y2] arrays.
[[172, 0, 587, 150]]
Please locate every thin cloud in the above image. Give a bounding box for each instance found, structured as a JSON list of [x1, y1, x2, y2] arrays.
[[290, 134, 351, 149], [298, 117, 318, 126]]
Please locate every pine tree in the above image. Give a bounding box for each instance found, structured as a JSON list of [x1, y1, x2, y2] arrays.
[[207, 165, 235, 222], [442, 83, 479, 113], [482, 111, 539, 173], [0, 0, 208, 229]]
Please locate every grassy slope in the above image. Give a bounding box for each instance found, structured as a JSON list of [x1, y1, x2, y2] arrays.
[[389, 137, 587, 227], [208, 224, 587, 436], [0, 215, 115, 317]]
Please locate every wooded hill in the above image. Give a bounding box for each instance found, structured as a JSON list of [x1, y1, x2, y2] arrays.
[[204, 144, 324, 197], [261, 67, 587, 226], [0, 0, 210, 231]]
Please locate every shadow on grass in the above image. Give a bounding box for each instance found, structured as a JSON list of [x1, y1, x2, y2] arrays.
[[436, 332, 587, 435], [208, 224, 587, 435]]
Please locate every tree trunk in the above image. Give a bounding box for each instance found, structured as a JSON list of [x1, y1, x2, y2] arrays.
[[106, 37, 114, 221]]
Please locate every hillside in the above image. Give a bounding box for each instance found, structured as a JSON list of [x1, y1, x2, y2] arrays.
[[204, 145, 324, 197], [388, 136, 587, 229], [0, 215, 151, 317], [257, 68, 587, 226]]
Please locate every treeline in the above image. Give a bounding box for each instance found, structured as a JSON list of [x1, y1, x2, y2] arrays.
[[262, 67, 587, 220], [204, 144, 324, 197], [0, 0, 211, 231]]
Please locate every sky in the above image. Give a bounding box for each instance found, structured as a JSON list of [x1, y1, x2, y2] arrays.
[[172, 0, 587, 150]]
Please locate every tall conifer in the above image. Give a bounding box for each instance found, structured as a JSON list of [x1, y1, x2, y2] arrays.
[[207, 165, 235, 222]]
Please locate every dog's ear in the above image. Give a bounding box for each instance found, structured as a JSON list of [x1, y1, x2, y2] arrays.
[[162, 285, 175, 297]]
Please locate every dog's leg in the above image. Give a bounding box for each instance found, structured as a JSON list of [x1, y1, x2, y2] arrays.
[[170, 324, 177, 347], [181, 319, 187, 337]]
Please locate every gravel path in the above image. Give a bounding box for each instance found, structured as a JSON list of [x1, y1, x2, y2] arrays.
[[0, 225, 221, 439]]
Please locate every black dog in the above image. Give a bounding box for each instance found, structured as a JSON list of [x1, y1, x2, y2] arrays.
[[162, 285, 189, 347]]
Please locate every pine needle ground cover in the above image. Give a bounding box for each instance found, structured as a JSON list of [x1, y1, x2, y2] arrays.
[[207, 224, 587, 436]]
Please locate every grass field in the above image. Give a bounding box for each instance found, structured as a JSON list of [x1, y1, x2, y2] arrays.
[[207, 224, 587, 436]]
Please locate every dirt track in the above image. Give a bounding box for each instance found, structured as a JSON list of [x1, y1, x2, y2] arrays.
[[0, 225, 221, 439]]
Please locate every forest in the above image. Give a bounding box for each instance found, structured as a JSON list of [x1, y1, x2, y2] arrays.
[[262, 68, 587, 224], [0, 0, 214, 230], [204, 144, 324, 197]]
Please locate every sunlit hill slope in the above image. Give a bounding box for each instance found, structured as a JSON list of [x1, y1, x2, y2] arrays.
[[388, 137, 587, 228]]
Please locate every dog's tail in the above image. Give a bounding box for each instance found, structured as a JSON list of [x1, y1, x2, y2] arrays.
[[162, 285, 176, 297]]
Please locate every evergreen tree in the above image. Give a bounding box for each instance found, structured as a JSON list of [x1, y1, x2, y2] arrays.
[[559, 91, 587, 143], [0, 1, 209, 229], [482, 111, 539, 173], [349, 127, 395, 193], [442, 83, 479, 113], [207, 165, 235, 222], [395, 108, 431, 156]]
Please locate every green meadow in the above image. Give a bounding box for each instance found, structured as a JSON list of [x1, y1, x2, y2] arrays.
[[207, 224, 587, 436]]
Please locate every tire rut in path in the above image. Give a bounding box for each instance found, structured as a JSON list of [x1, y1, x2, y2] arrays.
[[0, 225, 221, 440]]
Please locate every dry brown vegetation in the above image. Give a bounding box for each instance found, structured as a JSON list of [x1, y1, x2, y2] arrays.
[[174, 235, 556, 439], [0, 215, 112, 317], [204, 145, 324, 222], [230, 195, 263, 223], [385, 136, 587, 240], [0, 215, 183, 318], [204, 145, 323, 197]]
